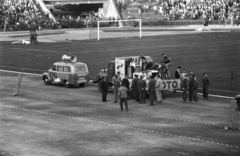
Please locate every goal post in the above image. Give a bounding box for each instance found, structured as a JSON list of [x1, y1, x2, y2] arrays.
[[97, 19, 142, 40]]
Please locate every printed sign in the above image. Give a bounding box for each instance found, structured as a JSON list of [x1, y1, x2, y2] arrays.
[[160, 79, 181, 90], [115, 58, 125, 79]]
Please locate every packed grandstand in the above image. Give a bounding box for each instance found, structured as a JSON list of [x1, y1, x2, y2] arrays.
[[0, 0, 240, 31]]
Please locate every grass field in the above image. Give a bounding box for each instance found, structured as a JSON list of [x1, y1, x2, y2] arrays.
[[0, 31, 239, 96]]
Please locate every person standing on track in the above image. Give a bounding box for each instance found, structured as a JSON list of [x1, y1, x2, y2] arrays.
[[101, 77, 108, 102], [155, 75, 163, 103], [30, 30, 34, 44], [148, 75, 156, 105], [118, 82, 129, 111], [192, 76, 199, 104], [32, 30, 37, 44], [188, 72, 195, 102], [173, 66, 181, 93], [202, 73, 210, 100], [138, 75, 146, 104], [122, 75, 130, 99], [182, 74, 188, 102], [112, 71, 121, 103], [131, 74, 139, 102]]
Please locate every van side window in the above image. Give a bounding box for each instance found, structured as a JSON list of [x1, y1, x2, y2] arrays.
[[57, 66, 63, 72], [52, 65, 56, 71], [63, 66, 71, 72]]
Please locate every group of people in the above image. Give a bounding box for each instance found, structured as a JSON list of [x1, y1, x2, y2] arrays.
[[176, 67, 210, 104], [100, 65, 210, 112], [100, 71, 164, 112]]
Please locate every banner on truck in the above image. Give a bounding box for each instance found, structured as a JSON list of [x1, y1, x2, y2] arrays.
[[160, 79, 181, 90]]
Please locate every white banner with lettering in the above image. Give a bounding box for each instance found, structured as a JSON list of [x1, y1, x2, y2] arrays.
[[160, 79, 181, 90]]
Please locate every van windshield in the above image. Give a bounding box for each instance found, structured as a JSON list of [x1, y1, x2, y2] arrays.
[[75, 65, 87, 72]]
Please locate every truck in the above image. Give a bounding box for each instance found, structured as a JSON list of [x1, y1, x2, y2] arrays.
[[96, 56, 181, 92]]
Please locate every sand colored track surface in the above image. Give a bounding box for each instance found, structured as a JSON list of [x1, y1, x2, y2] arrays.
[[0, 72, 240, 156]]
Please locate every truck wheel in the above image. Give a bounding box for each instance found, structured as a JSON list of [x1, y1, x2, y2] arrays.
[[43, 76, 51, 85], [98, 80, 103, 92], [79, 83, 85, 87], [63, 80, 70, 88]]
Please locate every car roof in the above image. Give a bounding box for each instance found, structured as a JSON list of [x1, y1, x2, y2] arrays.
[[53, 61, 87, 66]]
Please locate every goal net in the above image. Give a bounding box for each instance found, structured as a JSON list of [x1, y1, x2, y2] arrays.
[[89, 19, 142, 40]]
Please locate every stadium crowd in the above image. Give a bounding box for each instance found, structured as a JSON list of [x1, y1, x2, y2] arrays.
[[0, 0, 119, 31], [0, 0, 54, 31], [135, 0, 240, 21], [1, 0, 240, 31]]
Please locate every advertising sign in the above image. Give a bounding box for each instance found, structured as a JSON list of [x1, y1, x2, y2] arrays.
[[160, 79, 181, 90], [115, 58, 125, 79]]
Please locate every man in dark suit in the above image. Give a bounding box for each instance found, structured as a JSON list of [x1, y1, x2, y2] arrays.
[[175, 66, 181, 79], [101, 77, 108, 102], [173, 66, 181, 93], [138, 75, 146, 104], [122, 75, 130, 99], [182, 74, 188, 102], [202, 73, 210, 100], [131, 75, 139, 102], [189, 72, 195, 102], [148, 76, 156, 105], [192, 76, 199, 104]]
